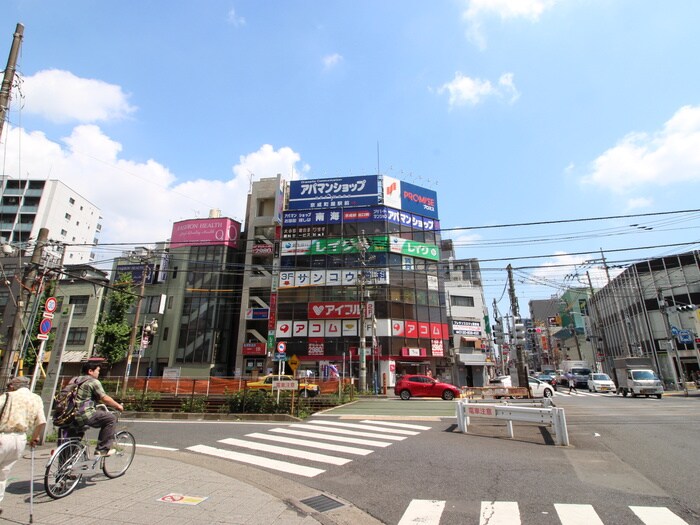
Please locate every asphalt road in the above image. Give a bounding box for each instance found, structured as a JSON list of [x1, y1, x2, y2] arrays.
[[126, 392, 700, 524]]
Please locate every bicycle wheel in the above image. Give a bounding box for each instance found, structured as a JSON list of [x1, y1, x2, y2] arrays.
[[44, 442, 85, 499], [102, 430, 136, 478]]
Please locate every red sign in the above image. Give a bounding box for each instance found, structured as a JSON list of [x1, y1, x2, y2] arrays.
[[308, 342, 324, 355], [170, 217, 240, 249], [405, 321, 418, 338], [431, 339, 444, 356], [308, 301, 374, 319], [242, 343, 266, 356], [252, 244, 274, 256]]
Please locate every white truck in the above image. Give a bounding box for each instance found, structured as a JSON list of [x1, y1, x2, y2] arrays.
[[560, 360, 592, 389], [613, 357, 664, 399]]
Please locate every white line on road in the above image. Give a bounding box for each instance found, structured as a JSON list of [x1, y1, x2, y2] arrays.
[[289, 423, 406, 441], [630, 506, 689, 525], [247, 432, 373, 455], [270, 427, 393, 447], [397, 499, 445, 525], [136, 444, 179, 451], [480, 501, 520, 525], [360, 420, 432, 430], [307, 420, 420, 435], [554, 503, 604, 525], [187, 444, 325, 477], [218, 437, 351, 465]]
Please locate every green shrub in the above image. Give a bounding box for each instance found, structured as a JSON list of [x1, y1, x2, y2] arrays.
[[181, 395, 208, 413], [123, 390, 161, 411]]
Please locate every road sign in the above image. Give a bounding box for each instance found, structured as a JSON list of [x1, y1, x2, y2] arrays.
[[273, 352, 288, 362], [37, 334, 49, 340], [45, 297, 58, 313], [678, 330, 693, 344], [39, 318, 52, 335], [288, 354, 299, 371], [277, 342, 286, 354], [671, 326, 679, 336], [273, 380, 298, 391]]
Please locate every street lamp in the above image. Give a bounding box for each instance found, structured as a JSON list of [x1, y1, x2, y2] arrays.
[[135, 318, 158, 380]]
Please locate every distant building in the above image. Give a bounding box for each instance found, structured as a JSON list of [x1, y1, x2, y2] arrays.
[[0, 177, 101, 263]]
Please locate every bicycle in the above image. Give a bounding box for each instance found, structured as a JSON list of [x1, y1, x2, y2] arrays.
[[44, 406, 135, 499]]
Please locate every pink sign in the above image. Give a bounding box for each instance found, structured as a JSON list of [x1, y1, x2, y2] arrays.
[[170, 218, 240, 249]]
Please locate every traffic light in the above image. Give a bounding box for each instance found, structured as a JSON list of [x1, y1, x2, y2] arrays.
[[513, 318, 526, 344], [492, 319, 504, 345]]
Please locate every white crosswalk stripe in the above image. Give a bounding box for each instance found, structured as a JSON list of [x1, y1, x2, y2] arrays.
[[186, 419, 427, 479], [397, 499, 445, 525], [398, 500, 690, 524]]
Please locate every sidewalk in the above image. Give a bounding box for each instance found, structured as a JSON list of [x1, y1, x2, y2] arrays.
[[1, 446, 381, 525]]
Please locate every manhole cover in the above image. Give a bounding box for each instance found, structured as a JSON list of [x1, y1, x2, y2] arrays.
[[300, 494, 344, 513]]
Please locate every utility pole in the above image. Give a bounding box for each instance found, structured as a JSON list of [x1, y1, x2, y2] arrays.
[[506, 264, 529, 394], [600, 248, 633, 356], [0, 23, 24, 142], [586, 271, 612, 373], [0, 227, 49, 389], [121, 259, 149, 396], [358, 232, 368, 392], [657, 290, 688, 396]]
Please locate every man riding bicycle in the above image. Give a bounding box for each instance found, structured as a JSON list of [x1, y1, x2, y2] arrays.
[[63, 361, 123, 456]]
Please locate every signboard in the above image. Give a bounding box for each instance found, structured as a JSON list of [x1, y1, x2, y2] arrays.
[[242, 342, 267, 355], [308, 301, 374, 319], [245, 308, 270, 320], [163, 367, 181, 379], [272, 380, 298, 391], [288, 175, 381, 210], [116, 263, 156, 285], [39, 318, 52, 335], [678, 330, 693, 344], [382, 176, 439, 219], [453, 320, 481, 336], [283, 206, 438, 231], [45, 297, 58, 313], [251, 243, 274, 256], [388, 236, 440, 261], [170, 217, 240, 249], [277, 342, 286, 353]]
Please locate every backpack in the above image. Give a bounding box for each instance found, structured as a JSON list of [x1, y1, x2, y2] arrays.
[[52, 377, 90, 426]]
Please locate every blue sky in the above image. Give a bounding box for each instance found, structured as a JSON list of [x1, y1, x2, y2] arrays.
[[3, 1, 700, 312]]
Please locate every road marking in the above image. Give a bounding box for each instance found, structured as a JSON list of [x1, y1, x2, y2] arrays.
[[288, 423, 407, 441], [218, 437, 351, 465], [307, 420, 420, 435], [630, 506, 689, 525], [246, 432, 373, 456], [480, 501, 520, 525], [397, 499, 445, 525], [270, 427, 393, 447], [137, 444, 179, 451], [186, 444, 325, 477], [554, 503, 604, 524], [360, 420, 432, 430]]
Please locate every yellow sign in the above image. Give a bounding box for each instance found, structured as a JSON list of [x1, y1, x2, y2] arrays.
[[288, 354, 299, 372]]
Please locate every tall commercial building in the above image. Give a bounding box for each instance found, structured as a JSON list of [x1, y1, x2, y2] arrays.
[[237, 175, 449, 388], [0, 177, 101, 263]]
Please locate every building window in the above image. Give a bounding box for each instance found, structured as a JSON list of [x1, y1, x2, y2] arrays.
[[451, 295, 475, 307], [69, 295, 90, 316], [60, 229, 67, 236], [65, 213, 71, 220], [69, 197, 75, 205], [66, 327, 88, 346]]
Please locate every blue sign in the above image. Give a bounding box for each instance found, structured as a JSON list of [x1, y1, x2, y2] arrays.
[[678, 330, 693, 344], [288, 176, 381, 210], [398, 180, 439, 219], [283, 205, 439, 230], [39, 318, 52, 335]]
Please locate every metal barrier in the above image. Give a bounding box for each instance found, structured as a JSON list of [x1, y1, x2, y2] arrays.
[[461, 386, 529, 399], [455, 398, 569, 446]]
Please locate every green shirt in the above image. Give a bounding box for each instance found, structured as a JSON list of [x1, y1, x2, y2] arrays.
[[70, 375, 106, 427]]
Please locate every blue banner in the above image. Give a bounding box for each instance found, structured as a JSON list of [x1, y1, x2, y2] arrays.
[[288, 175, 381, 210]]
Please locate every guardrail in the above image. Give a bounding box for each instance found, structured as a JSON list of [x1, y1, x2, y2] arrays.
[[461, 386, 530, 399], [455, 398, 569, 446]]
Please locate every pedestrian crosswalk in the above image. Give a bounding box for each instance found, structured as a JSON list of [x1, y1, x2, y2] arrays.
[[554, 390, 616, 397], [397, 499, 690, 525], [186, 419, 430, 478]]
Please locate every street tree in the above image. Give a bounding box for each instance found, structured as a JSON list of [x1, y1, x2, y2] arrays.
[[94, 272, 137, 367]]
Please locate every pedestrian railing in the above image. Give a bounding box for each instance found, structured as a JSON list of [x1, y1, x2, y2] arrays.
[[455, 398, 569, 446]]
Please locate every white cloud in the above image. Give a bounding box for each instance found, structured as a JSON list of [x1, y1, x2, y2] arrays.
[[582, 105, 700, 193], [462, 0, 558, 49], [322, 53, 343, 70], [227, 8, 246, 26], [22, 69, 136, 123], [1, 124, 306, 248], [437, 72, 519, 108], [625, 197, 653, 210]]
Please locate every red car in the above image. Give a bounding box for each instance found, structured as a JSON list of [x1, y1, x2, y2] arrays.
[[394, 374, 461, 400]]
